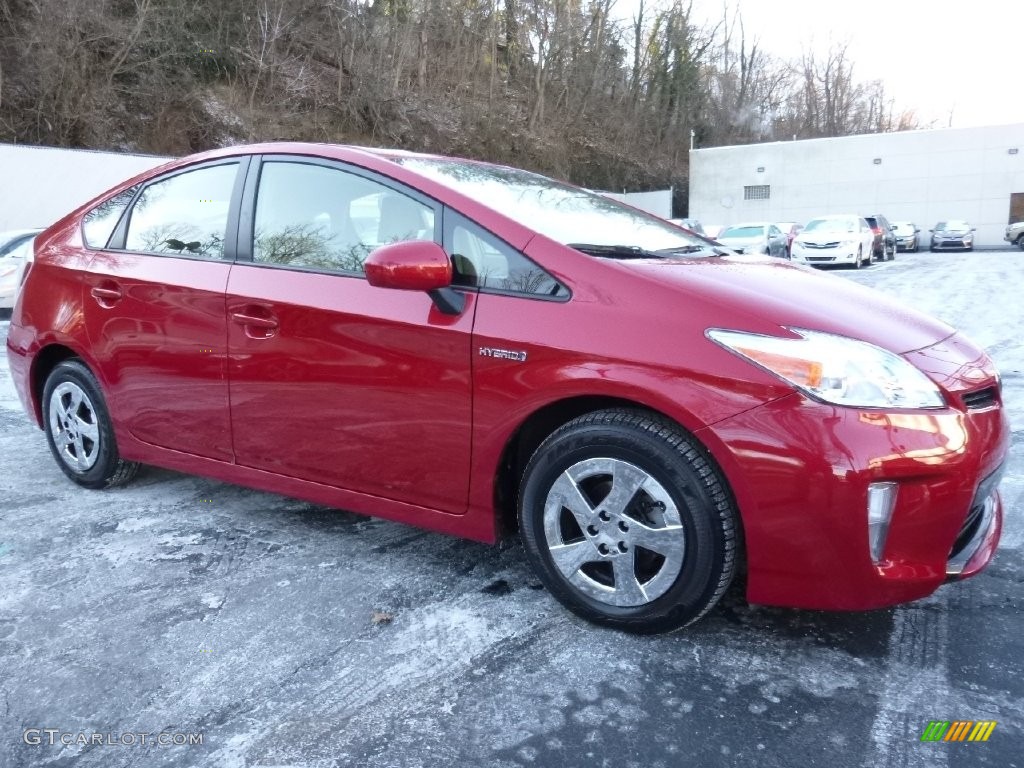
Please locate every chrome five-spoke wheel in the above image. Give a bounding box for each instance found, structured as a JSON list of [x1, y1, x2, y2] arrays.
[[42, 360, 139, 488], [519, 409, 739, 634], [544, 457, 685, 607], [48, 381, 101, 471]]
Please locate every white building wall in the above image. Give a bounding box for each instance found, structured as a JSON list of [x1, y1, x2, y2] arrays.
[[688, 123, 1024, 246], [0, 144, 170, 231], [599, 189, 673, 219]]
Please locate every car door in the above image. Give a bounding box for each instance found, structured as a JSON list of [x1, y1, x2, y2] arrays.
[[767, 225, 785, 258], [80, 159, 246, 461], [225, 156, 475, 514]]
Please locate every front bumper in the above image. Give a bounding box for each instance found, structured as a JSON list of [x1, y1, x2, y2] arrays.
[[700, 333, 1009, 610], [790, 245, 860, 266], [932, 238, 973, 250]]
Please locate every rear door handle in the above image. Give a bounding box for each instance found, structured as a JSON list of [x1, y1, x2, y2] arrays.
[[90, 282, 123, 307]]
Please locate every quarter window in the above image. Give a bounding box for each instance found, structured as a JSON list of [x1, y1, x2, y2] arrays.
[[252, 161, 434, 274], [447, 215, 567, 298], [124, 163, 238, 259], [82, 186, 139, 249]]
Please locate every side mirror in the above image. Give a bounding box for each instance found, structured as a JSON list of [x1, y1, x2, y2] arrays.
[[928, 229, 934, 232], [971, 227, 977, 232], [915, 227, 920, 233], [365, 240, 464, 315]]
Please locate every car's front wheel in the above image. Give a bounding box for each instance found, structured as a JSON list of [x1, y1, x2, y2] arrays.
[[1017, 235, 1024, 251], [43, 360, 139, 489], [518, 409, 739, 634]]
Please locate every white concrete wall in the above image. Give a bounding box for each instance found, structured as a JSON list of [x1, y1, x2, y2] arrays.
[[688, 123, 1024, 246], [600, 189, 673, 219], [0, 144, 170, 232]]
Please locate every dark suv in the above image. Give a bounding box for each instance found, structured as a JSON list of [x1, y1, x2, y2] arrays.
[[864, 214, 896, 261]]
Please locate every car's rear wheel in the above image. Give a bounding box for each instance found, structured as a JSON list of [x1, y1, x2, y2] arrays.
[[518, 409, 738, 634], [1017, 234, 1024, 251], [43, 360, 139, 489]]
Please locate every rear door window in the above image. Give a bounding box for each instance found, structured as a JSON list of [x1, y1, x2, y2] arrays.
[[124, 163, 239, 259]]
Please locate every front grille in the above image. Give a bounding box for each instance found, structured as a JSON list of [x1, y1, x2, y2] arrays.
[[806, 256, 836, 262], [962, 386, 998, 410], [803, 241, 840, 249]]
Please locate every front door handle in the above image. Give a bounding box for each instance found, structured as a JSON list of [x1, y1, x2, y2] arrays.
[[230, 307, 279, 339], [230, 312, 278, 329]]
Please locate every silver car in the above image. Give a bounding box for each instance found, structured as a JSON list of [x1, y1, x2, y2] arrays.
[[891, 221, 921, 252], [929, 221, 975, 252], [715, 222, 788, 258]]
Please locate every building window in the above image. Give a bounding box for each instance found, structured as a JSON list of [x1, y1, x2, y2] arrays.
[[744, 185, 770, 201]]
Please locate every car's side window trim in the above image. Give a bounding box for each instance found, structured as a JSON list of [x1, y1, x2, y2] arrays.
[[106, 157, 250, 261], [236, 154, 443, 277], [443, 208, 570, 302]]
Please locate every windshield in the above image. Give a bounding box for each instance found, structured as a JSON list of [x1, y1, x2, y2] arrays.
[[804, 218, 858, 233], [892, 223, 913, 234], [394, 157, 707, 253], [937, 221, 969, 232], [719, 225, 765, 239]]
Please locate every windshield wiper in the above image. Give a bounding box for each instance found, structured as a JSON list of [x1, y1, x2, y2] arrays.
[[657, 244, 734, 257], [568, 243, 662, 259]]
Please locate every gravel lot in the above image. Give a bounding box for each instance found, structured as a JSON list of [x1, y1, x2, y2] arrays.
[[1, 250, 1022, 768]]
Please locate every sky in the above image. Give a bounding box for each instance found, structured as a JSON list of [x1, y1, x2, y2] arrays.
[[615, 0, 1024, 129]]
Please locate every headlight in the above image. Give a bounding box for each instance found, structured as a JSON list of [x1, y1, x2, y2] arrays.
[[840, 239, 857, 247], [707, 328, 945, 409]]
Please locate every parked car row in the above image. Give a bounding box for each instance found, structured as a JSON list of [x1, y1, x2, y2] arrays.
[[674, 213, 993, 265]]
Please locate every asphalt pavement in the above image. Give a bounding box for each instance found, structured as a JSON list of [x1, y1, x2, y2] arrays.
[[1, 250, 1022, 768]]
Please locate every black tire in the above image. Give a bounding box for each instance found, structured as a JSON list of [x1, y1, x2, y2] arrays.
[[518, 409, 739, 634], [887, 241, 896, 260], [854, 246, 865, 269], [1017, 235, 1024, 251], [42, 360, 139, 489]]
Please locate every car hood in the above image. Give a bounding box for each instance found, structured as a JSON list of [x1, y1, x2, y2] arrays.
[[794, 231, 861, 245], [716, 235, 763, 248], [627, 257, 955, 354], [936, 229, 970, 235]]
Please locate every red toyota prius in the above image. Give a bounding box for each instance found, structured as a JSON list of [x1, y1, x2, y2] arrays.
[[5, 143, 1008, 633]]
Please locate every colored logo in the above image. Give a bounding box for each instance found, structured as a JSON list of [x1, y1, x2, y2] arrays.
[[921, 721, 996, 742]]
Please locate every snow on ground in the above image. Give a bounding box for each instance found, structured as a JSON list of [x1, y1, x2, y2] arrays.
[[0, 251, 1022, 768]]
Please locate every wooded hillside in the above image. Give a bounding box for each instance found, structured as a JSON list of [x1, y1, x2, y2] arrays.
[[0, 0, 924, 214]]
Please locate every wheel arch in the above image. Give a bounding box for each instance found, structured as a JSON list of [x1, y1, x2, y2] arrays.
[[491, 395, 742, 549], [29, 344, 83, 425]]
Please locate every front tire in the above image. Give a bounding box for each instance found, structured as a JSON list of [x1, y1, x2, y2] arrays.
[[1017, 235, 1024, 251], [43, 360, 139, 489], [518, 409, 739, 634]]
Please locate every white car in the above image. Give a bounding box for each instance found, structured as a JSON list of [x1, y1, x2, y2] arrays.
[[0, 229, 42, 310], [790, 215, 875, 269], [715, 222, 789, 258]]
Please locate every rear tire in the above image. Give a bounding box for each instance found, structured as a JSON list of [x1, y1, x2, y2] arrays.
[[42, 360, 139, 489], [1017, 235, 1024, 251], [518, 409, 739, 634]]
